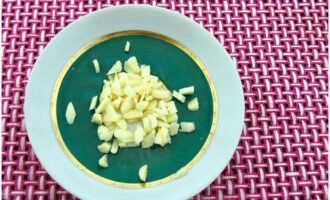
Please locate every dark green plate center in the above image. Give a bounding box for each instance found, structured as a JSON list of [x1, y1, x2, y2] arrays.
[[53, 31, 216, 187]]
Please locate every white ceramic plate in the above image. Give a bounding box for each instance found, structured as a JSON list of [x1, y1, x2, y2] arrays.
[[24, 5, 244, 200]]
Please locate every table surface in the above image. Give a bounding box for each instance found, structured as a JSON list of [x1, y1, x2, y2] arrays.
[[2, 1, 328, 199]]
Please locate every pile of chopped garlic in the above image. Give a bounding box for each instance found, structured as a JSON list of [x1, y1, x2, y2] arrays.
[[64, 42, 202, 181]]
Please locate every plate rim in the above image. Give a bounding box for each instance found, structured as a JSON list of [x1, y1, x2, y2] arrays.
[[24, 5, 244, 200]]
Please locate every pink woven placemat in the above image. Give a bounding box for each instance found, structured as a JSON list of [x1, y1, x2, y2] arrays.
[[2, 0, 328, 199]]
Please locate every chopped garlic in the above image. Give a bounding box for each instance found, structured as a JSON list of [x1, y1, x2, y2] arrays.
[[140, 65, 150, 77], [157, 120, 170, 128], [100, 87, 111, 101], [167, 113, 178, 123], [89, 96, 98, 111], [138, 164, 148, 182], [180, 122, 195, 133], [147, 100, 157, 110], [172, 90, 186, 103], [179, 86, 194, 95], [97, 125, 113, 141], [91, 55, 187, 158], [114, 129, 134, 143], [98, 154, 108, 168], [110, 139, 119, 154], [111, 77, 124, 97], [65, 102, 76, 125], [169, 122, 180, 136], [118, 142, 139, 148], [107, 61, 122, 75], [112, 98, 122, 110], [123, 110, 143, 120], [152, 81, 163, 89], [103, 106, 122, 124], [136, 101, 149, 111], [154, 127, 171, 147], [124, 41, 130, 52], [142, 117, 151, 133], [120, 97, 133, 113], [93, 59, 100, 73], [152, 89, 171, 99], [91, 113, 102, 125], [141, 131, 155, 148], [97, 142, 111, 153], [154, 112, 167, 122], [124, 56, 140, 74], [166, 101, 177, 114], [124, 85, 136, 97], [134, 125, 145, 144], [95, 99, 108, 113], [116, 119, 127, 130], [127, 73, 141, 80], [187, 97, 199, 111], [148, 115, 158, 128]]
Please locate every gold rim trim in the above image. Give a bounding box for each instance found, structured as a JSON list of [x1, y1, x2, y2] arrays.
[[51, 30, 218, 188]]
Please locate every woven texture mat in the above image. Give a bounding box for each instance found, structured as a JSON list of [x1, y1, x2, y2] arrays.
[[2, 1, 328, 199]]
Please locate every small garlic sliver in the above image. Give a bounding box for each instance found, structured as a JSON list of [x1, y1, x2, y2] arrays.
[[141, 131, 155, 148], [65, 102, 76, 125], [179, 86, 194, 95], [124, 56, 140, 74], [97, 142, 112, 153], [134, 125, 145, 144], [93, 59, 100, 73], [187, 97, 199, 111], [138, 164, 148, 182], [169, 122, 180, 136], [172, 91, 185, 103], [91, 113, 102, 125], [89, 96, 98, 111], [148, 115, 158, 128], [110, 139, 119, 154], [124, 41, 130, 52], [98, 154, 108, 168], [143, 117, 151, 133], [180, 122, 195, 133], [97, 125, 113, 141], [107, 61, 122, 75]]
